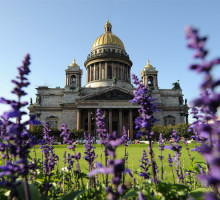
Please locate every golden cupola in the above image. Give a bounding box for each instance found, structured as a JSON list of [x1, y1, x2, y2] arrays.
[[84, 21, 133, 89], [92, 20, 125, 51], [141, 59, 159, 90]]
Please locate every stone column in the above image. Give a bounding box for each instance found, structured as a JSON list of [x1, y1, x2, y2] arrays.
[[105, 62, 108, 79], [119, 109, 122, 135], [90, 65, 92, 82], [117, 65, 120, 80], [77, 109, 82, 130], [129, 67, 131, 81], [99, 62, 102, 79], [129, 109, 133, 139], [88, 111, 91, 134], [94, 65, 97, 80], [109, 109, 112, 134], [66, 75, 68, 86], [86, 67, 89, 83], [112, 62, 114, 79]]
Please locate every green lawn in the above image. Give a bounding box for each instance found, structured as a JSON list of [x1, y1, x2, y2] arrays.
[[30, 143, 204, 183]]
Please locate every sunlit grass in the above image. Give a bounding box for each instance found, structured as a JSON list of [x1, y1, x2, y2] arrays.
[[30, 143, 204, 184]]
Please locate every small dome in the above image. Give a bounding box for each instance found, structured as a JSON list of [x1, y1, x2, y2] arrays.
[[143, 59, 156, 71], [92, 20, 125, 51], [69, 59, 79, 67]]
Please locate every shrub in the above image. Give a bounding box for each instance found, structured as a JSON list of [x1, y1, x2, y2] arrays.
[[152, 123, 192, 141]]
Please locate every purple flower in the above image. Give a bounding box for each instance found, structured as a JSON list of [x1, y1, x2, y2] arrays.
[[89, 130, 131, 199], [60, 124, 75, 150], [40, 122, 59, 196], [131, 74, 158, 185], [158, 133, 165, 151], [168, 154, 173, 167], [165, 130, 184, 183], [139, 149, 151, 180], [83, 133, 96, 169], [96, 108, 108, 145], [185, 26, 220, 195], [130, 74, 158, 138], [67, 153, 74, 170], [0, 54, 40, 199], [121, 126, 129, 147]]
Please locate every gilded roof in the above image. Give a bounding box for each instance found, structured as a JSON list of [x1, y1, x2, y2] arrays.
[[143, 59, 156, 71], [92, 20, 125, 51], [69, 59, 79, 67]]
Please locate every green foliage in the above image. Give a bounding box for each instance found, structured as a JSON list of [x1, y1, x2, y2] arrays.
[[29, 125, 43, 140], [156, 182, 188, 200], [16, 180, 41, 200], [29, 125, 62, 142], [152, 123, 193, 141], [70, 129, 85, 139], [59, 190, 85, 200]]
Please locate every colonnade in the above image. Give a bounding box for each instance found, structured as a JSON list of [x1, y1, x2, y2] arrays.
[[76, 108, 135, 139], [86, 62, 131, 83]]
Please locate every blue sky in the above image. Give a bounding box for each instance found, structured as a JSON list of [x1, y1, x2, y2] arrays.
[[0, 0, 219, 122]]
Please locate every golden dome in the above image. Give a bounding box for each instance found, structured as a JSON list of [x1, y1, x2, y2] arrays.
[[69, 59, 79, 67], [141, 59, 157, 73], [92, 20, 125, 51]]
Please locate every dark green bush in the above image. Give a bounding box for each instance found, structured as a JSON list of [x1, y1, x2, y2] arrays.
[[152, 123, 192, 141]]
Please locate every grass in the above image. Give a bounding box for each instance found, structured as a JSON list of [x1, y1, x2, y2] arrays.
[[30, 142, 205, 183]]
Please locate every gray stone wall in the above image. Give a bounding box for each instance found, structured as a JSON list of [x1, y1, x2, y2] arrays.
[[62, 109, 77, 130]]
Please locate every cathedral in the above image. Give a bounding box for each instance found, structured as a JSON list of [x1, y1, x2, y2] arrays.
[[28, 21, 189, 139]]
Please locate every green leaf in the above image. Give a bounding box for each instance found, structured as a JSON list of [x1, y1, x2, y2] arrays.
[[122, 190, 138, 199], [16, 180, 41, 200], [60, 190, 85, 200], [190, 188, 209, 200]]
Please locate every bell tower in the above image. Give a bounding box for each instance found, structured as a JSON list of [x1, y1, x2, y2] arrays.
[[140, 59, 158, 90], [65, 59, 82, 90]]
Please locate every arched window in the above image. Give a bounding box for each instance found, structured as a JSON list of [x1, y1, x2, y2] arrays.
[[148, 76, 154, 87], [107, 65, 112, 79], [70, 75, 77, 87]]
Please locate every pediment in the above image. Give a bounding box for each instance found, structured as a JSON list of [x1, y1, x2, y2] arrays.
[[79, 87, 134, 101]]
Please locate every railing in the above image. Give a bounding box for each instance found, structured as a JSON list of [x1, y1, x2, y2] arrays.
[[86, 51, 130, 60]]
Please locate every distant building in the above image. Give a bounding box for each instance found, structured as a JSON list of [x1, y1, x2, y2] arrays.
[[28, 21, 189, 139]]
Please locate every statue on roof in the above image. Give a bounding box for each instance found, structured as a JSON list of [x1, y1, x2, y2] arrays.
[[172, 80, 181, 90]]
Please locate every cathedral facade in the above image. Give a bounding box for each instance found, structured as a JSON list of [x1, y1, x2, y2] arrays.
[[29, 21, 189, 139]]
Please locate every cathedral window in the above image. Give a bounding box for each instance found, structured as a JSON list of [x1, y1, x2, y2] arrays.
[[70, 75, 77, 88], [107, 65, 112, 79]]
